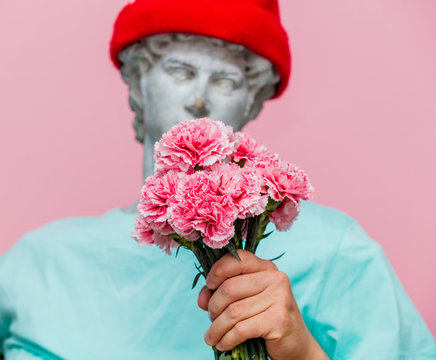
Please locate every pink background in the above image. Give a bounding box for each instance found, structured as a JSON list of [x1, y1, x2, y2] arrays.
[[1, 0, 435, 335]]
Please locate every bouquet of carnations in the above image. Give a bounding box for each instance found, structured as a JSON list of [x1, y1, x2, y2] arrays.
[[132, 118, 313, 360]]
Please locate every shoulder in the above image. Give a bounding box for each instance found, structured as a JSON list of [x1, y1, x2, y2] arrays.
[[259, 200, 373, 282], [294, 200, 383, 273], [0, 208, 137, 294], [20, 208, 131, 245], [265, 200, 373, 253], [298, 199, 355, 231], [3, 208, 135, 257]]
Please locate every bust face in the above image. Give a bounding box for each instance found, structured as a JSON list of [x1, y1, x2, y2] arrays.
[[139, 40, 250, 142]]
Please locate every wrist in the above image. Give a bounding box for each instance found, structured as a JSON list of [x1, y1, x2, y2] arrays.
[[269, 330, 329, 360], [300, 335, 329, 360]]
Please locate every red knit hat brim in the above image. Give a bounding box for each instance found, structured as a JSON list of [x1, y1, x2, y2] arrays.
[[110, 0, 291, 98]]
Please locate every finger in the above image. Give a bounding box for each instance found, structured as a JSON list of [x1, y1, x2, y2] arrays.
[[206, 249, 277, 290], [198, 286, 212, 311], [208, 271, 276, 320], [215, 309, 271, 352], [204, 292, 273, 346]]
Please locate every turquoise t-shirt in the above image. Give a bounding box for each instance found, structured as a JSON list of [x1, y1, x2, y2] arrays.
[[0, 201, 434, 359]]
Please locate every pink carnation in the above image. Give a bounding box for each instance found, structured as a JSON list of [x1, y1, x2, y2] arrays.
[[132, 217, 178, 255], [137, 171, 184, 235], [247, 158, 314, 202], [231, 132, 277, 165], [207, 163, 267, 218], [152, 232, 179, 255], [133, 119, 315, 254], [269, 198, 300, 231], [131, 217, 154, 246], [154, 118, 235, 174], [169, 172, 238, 248]]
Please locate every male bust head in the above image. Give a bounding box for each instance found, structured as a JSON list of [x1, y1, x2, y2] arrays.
[[110, 0, 291, 176], [119, 34, 280, 143]]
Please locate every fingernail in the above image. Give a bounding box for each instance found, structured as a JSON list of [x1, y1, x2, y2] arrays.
[[216, 342, 224, 351], [204, 330, 212, 345], [208, 311, 215, 322], [206, 277, 216, 289]]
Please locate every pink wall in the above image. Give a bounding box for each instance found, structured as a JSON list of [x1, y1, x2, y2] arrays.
[[1, 0, 435, 335]]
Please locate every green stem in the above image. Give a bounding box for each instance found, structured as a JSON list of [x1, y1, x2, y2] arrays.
[[245, 216, 261, 253], [254, 215, 270, 253], [193, 245, 210, 276]]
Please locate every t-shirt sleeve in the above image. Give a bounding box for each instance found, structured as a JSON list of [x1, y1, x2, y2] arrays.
[[0, 242, 20, 352], [311, 221, 436, 359], [0, 236, 36, 355], [0, 236, 56, 359], [0, 282, 10, 353]]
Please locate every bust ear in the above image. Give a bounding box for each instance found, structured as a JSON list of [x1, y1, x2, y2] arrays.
[[125, 74, 146, 142], [119, 43, 154, 143], [245, 83, 277, 121], [243, 55, 280, 121], [244, 78, 280, 122]]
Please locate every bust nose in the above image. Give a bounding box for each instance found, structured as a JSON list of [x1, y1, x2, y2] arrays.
[[185, 96, 210, 118]]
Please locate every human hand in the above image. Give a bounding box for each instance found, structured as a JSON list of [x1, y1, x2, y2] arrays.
[[197, 250, 329, 360]]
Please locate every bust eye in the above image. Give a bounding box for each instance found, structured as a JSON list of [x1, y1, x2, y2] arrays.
[[167, 67, 194, 81], [213, 78, 237, 92]]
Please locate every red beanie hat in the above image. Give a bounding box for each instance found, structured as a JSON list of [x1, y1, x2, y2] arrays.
[[110, 0, 291, 98]]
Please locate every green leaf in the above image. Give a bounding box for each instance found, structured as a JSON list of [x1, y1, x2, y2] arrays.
[[233, 231, 239, 248], [261, 231, 273, 239], [175, 245, 182, 258], [191, 262, 206, 289], [194, 262, 201, 271], [192, 271, 203, 289], [225, 242, 241, 261], [268, 252, 286, 262]]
